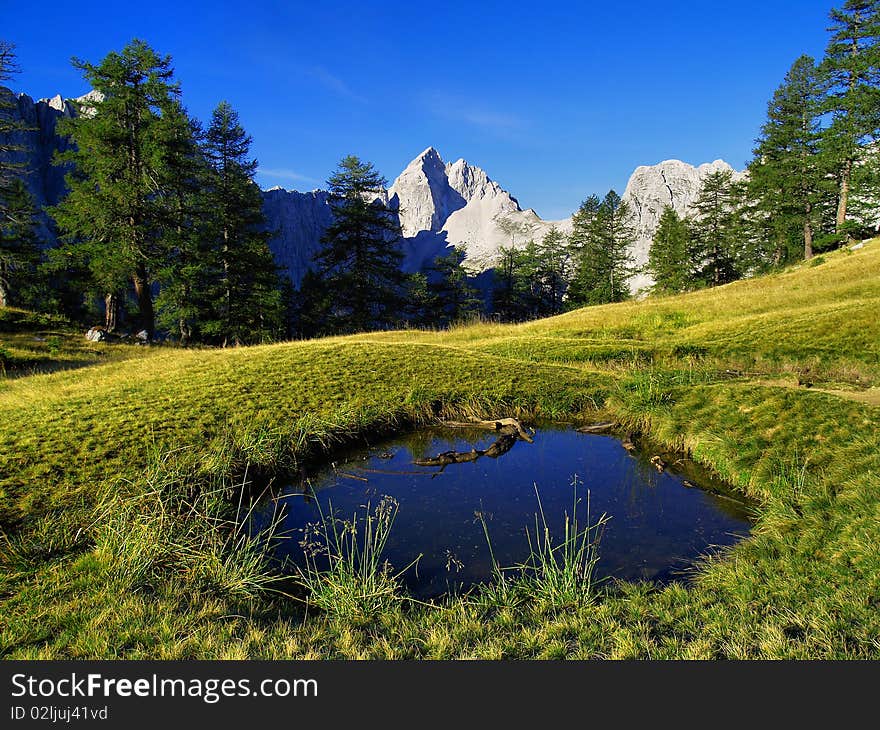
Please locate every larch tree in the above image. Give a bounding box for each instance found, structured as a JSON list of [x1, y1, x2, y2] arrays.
[[427, 245, 482, 326], [154, 102, 215, 345], [52, 39, 181, 336], [749, 55, 829, 262], [0, 41, 41, 308], [820, 0, 880, 236], [567, 190, 635, 306], [535, 226, 571, 315], [689, 170, 746, 287]]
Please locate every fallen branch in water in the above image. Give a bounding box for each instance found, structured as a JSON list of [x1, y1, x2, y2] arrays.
[[440, 417, 534, 443], [415, 418, 531, 469]]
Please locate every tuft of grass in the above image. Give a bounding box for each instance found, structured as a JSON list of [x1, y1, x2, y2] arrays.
[[294, 496, 417, 621], [90, 453, 285, 602], [475, 477, 609, 614]]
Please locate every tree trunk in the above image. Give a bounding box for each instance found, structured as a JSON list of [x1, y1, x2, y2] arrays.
[[836, 158, 852, 235], [132, 266, 154, 339], [804, 202, 814, 260], [104, 293, 119, 332], [0, 268, 8, 308], [178, 318, 190, 347]]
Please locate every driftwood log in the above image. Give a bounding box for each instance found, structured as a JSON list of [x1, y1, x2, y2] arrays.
[[575, 421, 618, 434], [439, 417, 534, 443], [414, 418, 532, 468]]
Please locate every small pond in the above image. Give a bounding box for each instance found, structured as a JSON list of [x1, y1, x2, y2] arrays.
[[252, 425, 753, 598]]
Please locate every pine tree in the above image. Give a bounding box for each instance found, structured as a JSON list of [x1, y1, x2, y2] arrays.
[[0, 40, 24, 187], [647, 206, 692, 294], [749, 55, 829, 263], [314, 155, 405, 333], [0, 178, 41, 307], [0, 41, 41, 308], [200, 101, 281, 345], [689, 170, 746, 287], [51, 40, 181, 337], [534, 226, 571, 315], [154, 103, 216, 345], [820, 0, 880, 235], [567, 190, 635, 305], [427, 245, 482, 326]]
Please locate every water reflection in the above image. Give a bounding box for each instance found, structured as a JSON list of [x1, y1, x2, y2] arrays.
[[253, 426, 753, 598]]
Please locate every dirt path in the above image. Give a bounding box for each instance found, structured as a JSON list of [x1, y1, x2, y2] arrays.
[[749, 379, 880, 406]]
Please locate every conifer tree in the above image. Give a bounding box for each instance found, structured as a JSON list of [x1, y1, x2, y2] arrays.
[[427, 245, 482, 326], [492, 244, 531, 321], [534, 227, 570, 315], [314, 155, 405, 333], [567, 190, 634, 305], [749, 55, 829, 263], [647, 206, 692, 294], [689, 170, 746, 287], [0, 41, 41, 308], [200, 101, 281, 345], [0, 40, 24, 187], [820, 0, 880, 235], [154, 103, 215, 344], [52, 40, 181, 337], [0, 178, 41, 307], [294, 268, 332, 339]]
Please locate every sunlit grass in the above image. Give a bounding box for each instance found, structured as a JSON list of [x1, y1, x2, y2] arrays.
[[0, 239, 878, 658]]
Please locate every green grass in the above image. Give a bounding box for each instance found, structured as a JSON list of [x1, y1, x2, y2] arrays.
[[1, 240, 879, 658]]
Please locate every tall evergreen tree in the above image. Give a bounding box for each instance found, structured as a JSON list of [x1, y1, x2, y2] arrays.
[[492, 244, 532, 321], [154, 103, 215, 344], [567, 190, 635, 306], [52, 40, 181, 337], [0, 40, 23, 186], [689, 170, 746, 287], [0, 41, 41, 308], [647, 206, 692, 294], [749, 55, 829, 262], [314, 155, 405, 333], [427, 245, 482, 326], [820, 0, 880, 235], [200, 101, 281, 345], [534, 227, 571, 315], [0, 178, 41, 307]]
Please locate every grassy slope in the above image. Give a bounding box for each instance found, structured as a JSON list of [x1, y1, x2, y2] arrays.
[[1, 242, 878, 658]]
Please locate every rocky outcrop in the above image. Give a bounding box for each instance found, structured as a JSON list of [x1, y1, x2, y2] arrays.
[[262, 187, 334, 281], [0, 87, 80, 242]]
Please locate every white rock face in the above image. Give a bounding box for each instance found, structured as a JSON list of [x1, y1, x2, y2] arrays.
[[388, 147, 465, 235], [389, 148, 571, 271], [621, 159, 746, 293], [262, 188, 334, 281]]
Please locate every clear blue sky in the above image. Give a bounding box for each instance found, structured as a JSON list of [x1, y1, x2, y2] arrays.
[[4, 0, 834, 219]]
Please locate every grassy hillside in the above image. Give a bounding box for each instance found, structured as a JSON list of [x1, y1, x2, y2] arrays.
[[1, 241, 878, 659]]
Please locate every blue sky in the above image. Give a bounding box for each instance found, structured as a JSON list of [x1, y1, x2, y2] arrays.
[[5, 0, 834, 219]]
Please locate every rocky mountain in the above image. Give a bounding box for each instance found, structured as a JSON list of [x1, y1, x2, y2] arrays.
[[1, 87, 743, 294], [0, 89, 79, 242]]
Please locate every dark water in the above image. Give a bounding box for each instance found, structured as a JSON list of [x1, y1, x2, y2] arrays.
[[253, 426, 752, 598]]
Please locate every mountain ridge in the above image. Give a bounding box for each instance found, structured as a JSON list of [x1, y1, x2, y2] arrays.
[[0, 87, 743, 292]]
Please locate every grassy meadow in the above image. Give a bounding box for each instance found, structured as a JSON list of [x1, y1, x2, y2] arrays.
[[1, 240, 879, 659]]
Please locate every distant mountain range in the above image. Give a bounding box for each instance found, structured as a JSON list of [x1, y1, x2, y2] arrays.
[[1, 88, 743, 293]]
